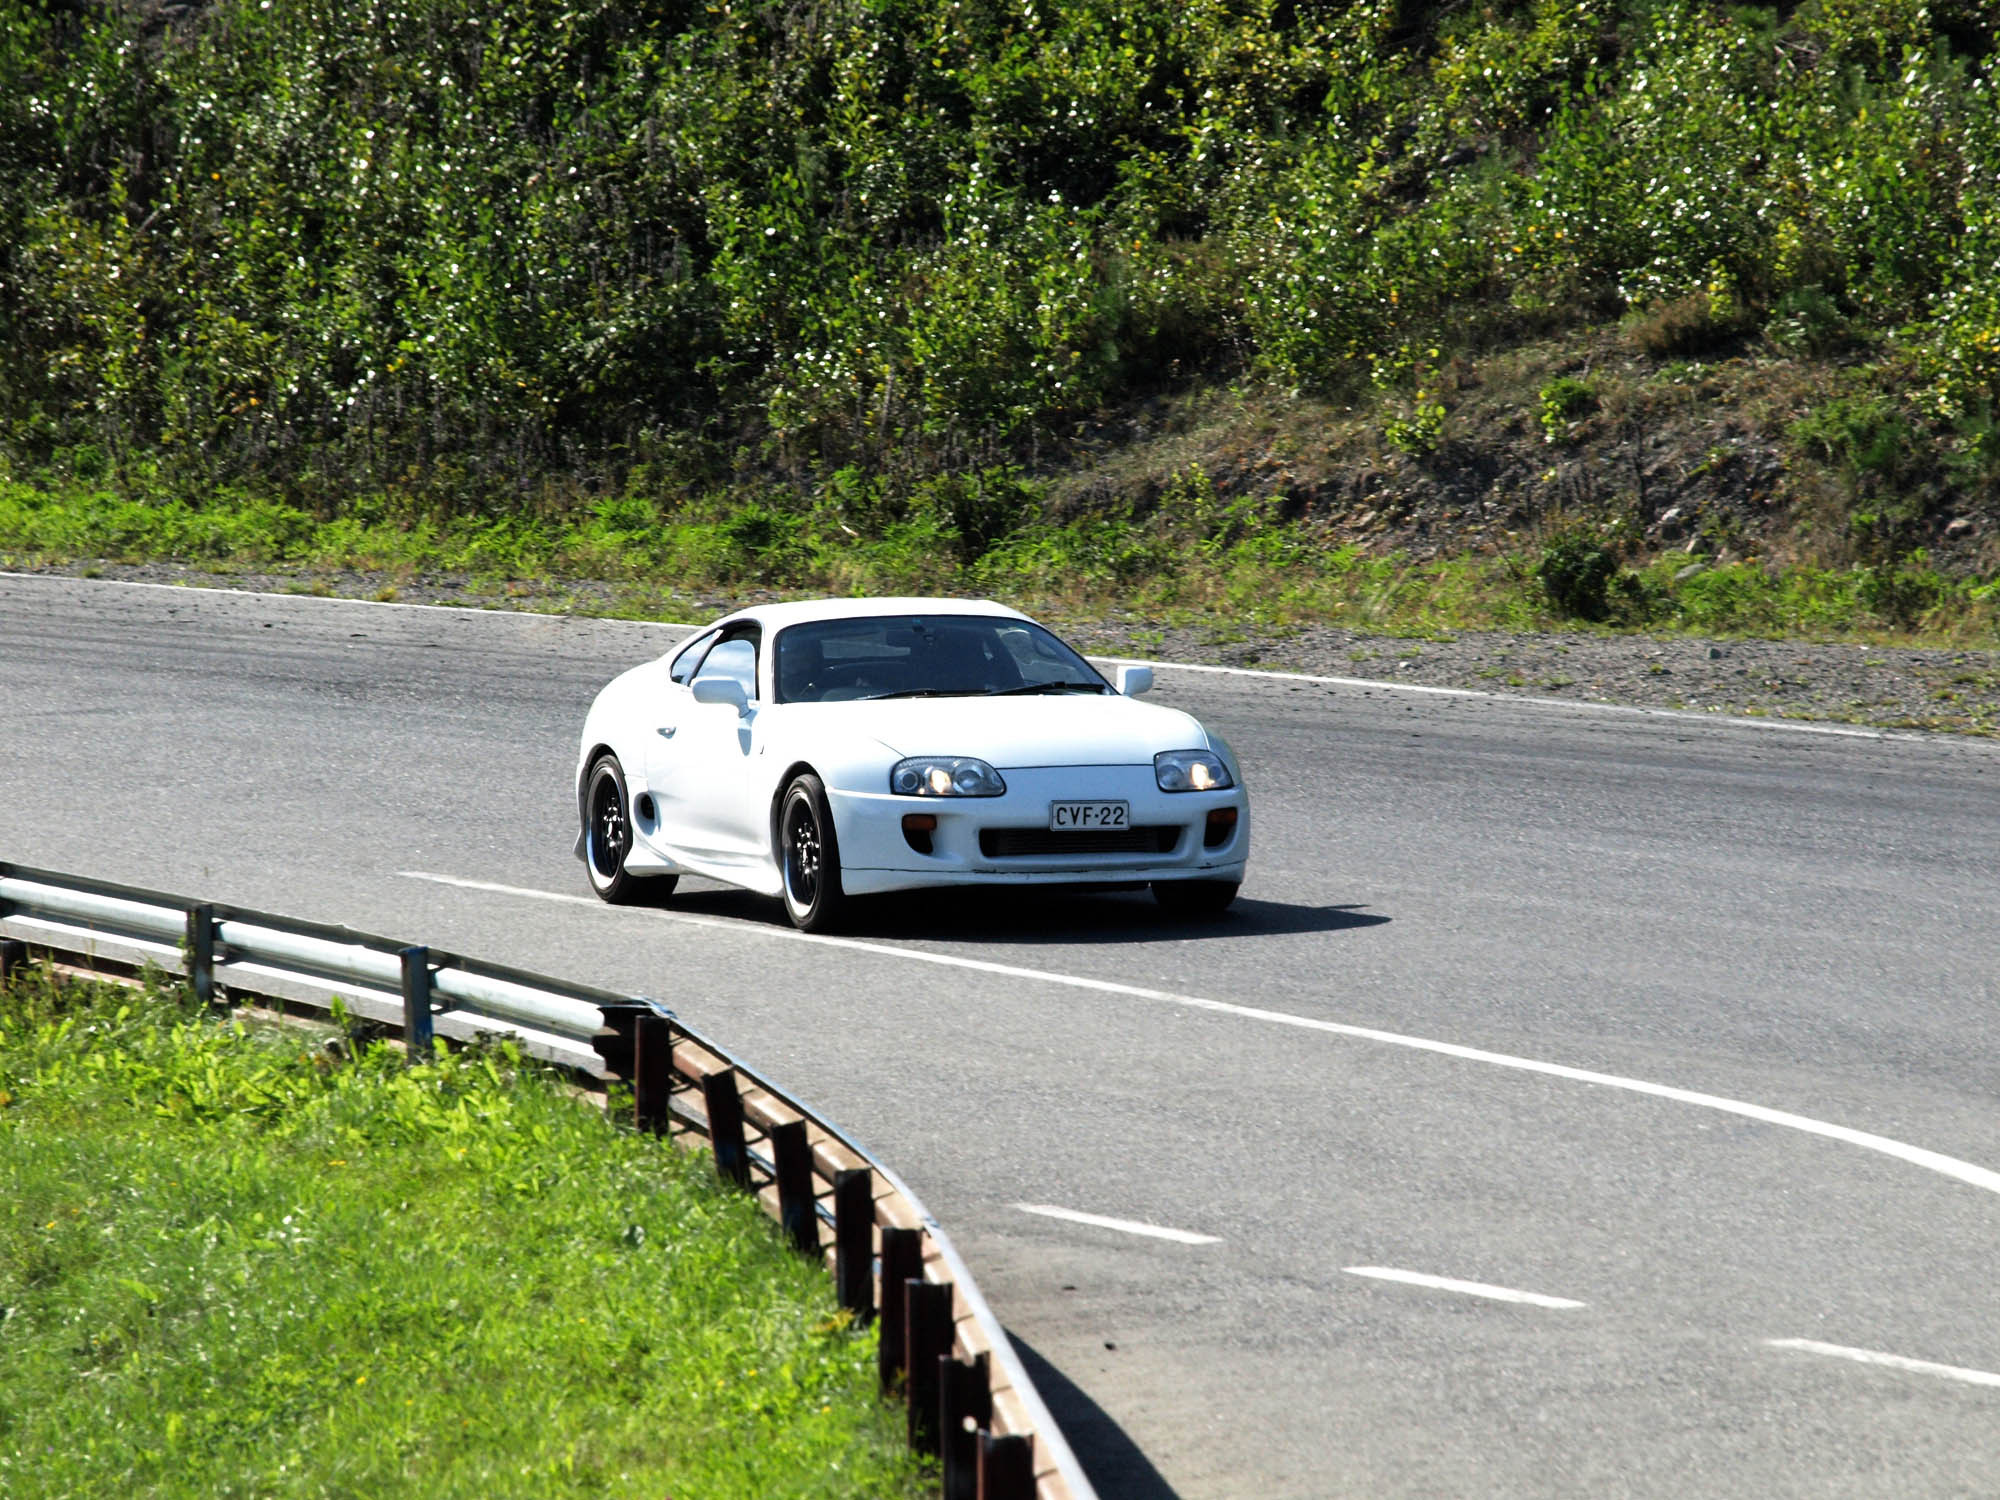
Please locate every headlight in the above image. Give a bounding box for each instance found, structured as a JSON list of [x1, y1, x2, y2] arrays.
[[890, 756, 1007, 797], [1155, 749, 1233, 792]]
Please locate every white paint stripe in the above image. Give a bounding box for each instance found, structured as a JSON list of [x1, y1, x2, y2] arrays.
[[9, 572, 1947, 744], [1014, 1203, 1222, 1244], [0, 570, 704, 629], [1089, 654, 1935, 743], [1767, 1339, 2000, 1389], [401, 870, 2000, 1202], [1344, 1266, 1585, 1308]]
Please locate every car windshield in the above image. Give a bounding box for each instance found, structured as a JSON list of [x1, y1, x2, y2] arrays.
[[773, 615, 1111, 704]]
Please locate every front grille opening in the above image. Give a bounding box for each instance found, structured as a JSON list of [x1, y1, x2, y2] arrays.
[[979, 825, 1180, 858]]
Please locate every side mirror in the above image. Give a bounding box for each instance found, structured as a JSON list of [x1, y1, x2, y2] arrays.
[[1115, 664, 1154, 696], [691, 675, 751, 713]]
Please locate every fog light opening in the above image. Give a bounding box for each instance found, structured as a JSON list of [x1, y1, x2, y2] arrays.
[[1203, 807, 1238, 848], [634, 793, 657, 824], [902, 812, 938, 855]]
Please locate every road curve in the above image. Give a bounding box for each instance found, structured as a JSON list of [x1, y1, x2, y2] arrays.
[[4, 573, 1999, 1498]]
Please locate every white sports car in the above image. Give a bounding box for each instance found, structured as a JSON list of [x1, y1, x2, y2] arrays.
[[573, 597, 1249, 930]]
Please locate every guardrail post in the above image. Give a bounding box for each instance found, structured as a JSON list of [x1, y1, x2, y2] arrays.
[[977, 1431, 1035, 1500], [877, 1226, 921, 1393], [701, 1068, 750, 1189], [398, 946, 434, 1058], [185, 904, 216, 1006], [906, 1278, 955, 1455], [634, 1012, 674, 1135], [0, 939, 27, 985], [834, 1168, 874, 1322], [941, 1351, 991, 1500], [771, 1120, 817, 1255]]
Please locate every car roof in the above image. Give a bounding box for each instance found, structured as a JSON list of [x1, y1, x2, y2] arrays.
[[707, 597, 1035, 632]]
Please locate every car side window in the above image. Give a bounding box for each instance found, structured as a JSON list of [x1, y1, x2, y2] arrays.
[[695, 637, 758, 699], [668, 631, 719, 686]]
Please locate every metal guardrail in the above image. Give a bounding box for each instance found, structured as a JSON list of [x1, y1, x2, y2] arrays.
[[0, 861, 1095, 1500]]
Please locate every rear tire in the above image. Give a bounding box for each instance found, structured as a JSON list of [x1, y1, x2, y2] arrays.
[[585, 755, 677, 905], [779, 773, 847, 932], [1152, 879, 1239, 917]]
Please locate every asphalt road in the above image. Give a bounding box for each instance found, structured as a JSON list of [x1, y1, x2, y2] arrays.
[[4, 572, 1998, 1498]]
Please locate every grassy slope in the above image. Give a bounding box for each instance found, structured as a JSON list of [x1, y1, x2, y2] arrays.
[[1, 0, 1997, 642], [0, 966, 928, 1500]]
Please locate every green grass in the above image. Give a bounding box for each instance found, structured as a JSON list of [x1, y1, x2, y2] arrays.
[[5, 476, 1995, 649], [0, 964, 929, 1500]]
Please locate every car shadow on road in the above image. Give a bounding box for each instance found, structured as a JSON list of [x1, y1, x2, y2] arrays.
[[662, 883, 1389, 943], [1005, 1332, 1186, 1500]]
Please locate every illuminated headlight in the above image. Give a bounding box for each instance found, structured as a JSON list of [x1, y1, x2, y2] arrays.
[[1155, 749, 1233, 792], [890, 756, 1006, 797]]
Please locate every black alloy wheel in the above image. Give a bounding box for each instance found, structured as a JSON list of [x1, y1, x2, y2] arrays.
[[779, 773, 846, 932], [585, 755, 668, 905]]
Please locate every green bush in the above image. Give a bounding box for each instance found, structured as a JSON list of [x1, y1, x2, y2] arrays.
[[1536, 376, 1596, 444], [1537, 527, 1621, 621]]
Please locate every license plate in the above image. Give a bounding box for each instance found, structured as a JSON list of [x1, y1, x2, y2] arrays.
[[1049, 800, 1129, 831]]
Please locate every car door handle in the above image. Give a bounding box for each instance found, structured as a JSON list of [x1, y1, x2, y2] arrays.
[[656, 726, 676, 738]]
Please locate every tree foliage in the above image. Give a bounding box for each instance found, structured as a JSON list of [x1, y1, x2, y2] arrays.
[[2, 0, 1998, 506]]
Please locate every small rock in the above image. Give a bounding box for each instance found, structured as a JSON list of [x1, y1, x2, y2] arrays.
[[1945, 517, 1975, 539], [1684, 535, 1707, 554], [1675, 562, 1708, 583], [1654, 505, 1687, 538], [1707, 646, 1726, 660]]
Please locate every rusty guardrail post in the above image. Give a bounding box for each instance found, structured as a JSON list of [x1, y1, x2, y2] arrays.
[[878, 1226, 921, 1392], [701, 1068, 750, 1188], [834, 1168, 874, 1321], [186, 904, 216, 1006], [906, 1278, 955, 1454], [772, 1120, 817, 1254], [399, 946, 433, 1058], [978, 1431, 1036, 1500], [941, 1351, 992, 1500], [634, 1011, 674, 1134]]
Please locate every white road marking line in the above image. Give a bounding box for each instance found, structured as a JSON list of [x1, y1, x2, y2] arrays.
[[1014, 1203, 1222, 1244], [1090, 654, 1935, 742], [9, 572, 1947, 743], [1344, 1266, 1585, 1308], [401, 870, 2000, 1203], [1767, 1339, 2000, 1389], [0, 570, 702, 628]]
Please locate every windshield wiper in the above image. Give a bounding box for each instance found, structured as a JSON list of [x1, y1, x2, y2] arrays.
[[860, 688, 974, 700], [982, 681, 1110, 696]]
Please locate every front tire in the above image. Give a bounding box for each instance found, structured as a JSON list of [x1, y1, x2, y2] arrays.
[[1152, 879, 1239, 917], [778, 773, 847, 932], [585, 755, 674, 905]]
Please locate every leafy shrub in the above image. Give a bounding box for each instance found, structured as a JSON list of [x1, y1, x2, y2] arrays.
[[1765, 287, 1850, 356], [1536, 376, 1596, 444], [1536, 527, 1620, 621], [1790, 395, 1916, 479]]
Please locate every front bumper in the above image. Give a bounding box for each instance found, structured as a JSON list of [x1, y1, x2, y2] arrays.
[[828, 764, 1249, 897]]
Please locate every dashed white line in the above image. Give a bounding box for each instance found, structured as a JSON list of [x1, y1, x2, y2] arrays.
[[400, 870, 2000, 1203], [1013, 1203, 1222, 1244], [1767, 1339, 2000, 1389], [1344, 1266, 1586, 1309]]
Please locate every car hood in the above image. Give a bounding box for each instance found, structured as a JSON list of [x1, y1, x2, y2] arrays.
[[781, 692, 1211, 766]]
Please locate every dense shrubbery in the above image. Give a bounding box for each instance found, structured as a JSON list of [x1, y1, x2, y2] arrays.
[[1, 0, 1998, 529]]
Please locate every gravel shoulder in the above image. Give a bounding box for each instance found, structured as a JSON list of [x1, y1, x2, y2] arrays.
[[13, 559, 1998, 737]]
